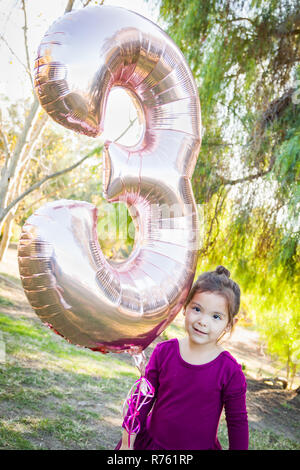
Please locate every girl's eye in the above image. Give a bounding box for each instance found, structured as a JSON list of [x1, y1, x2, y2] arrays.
[[213, 314, 221, 320], [193, 306, 201, 312]]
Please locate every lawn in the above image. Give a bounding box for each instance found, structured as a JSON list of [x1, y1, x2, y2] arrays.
[[0, 294, 299, 450]]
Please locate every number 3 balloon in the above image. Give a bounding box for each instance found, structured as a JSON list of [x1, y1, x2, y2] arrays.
[[18, 6, 201, 353]]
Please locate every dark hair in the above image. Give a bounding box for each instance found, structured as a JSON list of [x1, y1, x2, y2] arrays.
[[184, 265, 241, 331]]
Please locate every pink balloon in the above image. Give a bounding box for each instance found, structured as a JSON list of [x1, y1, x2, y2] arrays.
[[18, 6, 201, 353]]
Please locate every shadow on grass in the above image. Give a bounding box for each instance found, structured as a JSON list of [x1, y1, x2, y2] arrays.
[[1, 311, 299, 450], [0, 311, 140, 450]]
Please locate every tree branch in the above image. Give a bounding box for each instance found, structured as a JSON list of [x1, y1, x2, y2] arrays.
[[0, 32, 31, 80], [260, 88, 295, 130], [2, 0, 77, 197], [81, 0, 96, 6], [16, 111, 49, 177], [201, 141, 248, 148], [214, 98, 250, 133], [8, 98, 40, 177], [25, 174, 93, 213], [225, 17, 256, 26], [0, 96, 39, 212], [0, 0, 78, 240], [21, 0, 34, 92], [220, 149, 276, 187], [114, 117, 137, 143], [274, 11, 300, 38], [1, 108, 138, 223], [65, 0, 76, 13], [0, 126, 10, 160], [220, 170, 269, 186], [2, 145, 103, 218], [199, 186, 228, 256]]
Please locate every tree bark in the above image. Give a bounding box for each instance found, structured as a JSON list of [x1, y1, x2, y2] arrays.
[[0, 211, 14, 261], [0, 105, 48, 230], [0, 97, 39, 216]]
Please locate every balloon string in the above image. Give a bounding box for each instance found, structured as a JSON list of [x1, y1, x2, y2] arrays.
[[122, 375, 155, 448]]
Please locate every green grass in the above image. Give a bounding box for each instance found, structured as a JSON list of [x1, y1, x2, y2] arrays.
[[0, 420, 36, 450], [0, 309, 299, 450], [0, 295, 14, 307], [0, 310, 138, 450], [217, 415, 299, 450]]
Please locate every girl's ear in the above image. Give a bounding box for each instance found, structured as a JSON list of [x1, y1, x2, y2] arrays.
[[227, 317, 238, 331], [226, 317, 238, 332]]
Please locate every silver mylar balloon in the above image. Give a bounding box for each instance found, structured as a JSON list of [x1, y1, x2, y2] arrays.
[[18, 6, 201, 353]]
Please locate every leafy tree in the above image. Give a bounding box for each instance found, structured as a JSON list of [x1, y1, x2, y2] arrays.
[[0, 0, 101, 261], [0, 0, 136, 262], [155, 0, 300, 385], [14, 118, 134, 261]]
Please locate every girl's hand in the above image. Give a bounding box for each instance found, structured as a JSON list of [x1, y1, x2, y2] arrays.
[[120, 429, 136, 450], [119, 443, 132, 450]]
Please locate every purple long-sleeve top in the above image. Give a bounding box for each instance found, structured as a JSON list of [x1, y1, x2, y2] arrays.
[[122, 338, 248, 450]]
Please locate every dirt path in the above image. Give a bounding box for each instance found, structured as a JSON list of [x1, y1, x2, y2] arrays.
[[0, 245, 299, 445]]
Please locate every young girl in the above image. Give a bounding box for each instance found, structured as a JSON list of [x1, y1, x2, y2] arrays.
[[116, 265, 248, 450]]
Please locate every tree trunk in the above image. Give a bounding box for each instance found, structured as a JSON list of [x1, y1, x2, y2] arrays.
[[286, 348, 290, 384], [0, 0, 84, 258], [0, 211, 14, 262], [0, 108, 48, 259], [0, 97, 39, 221], [289, 363, 297, 390]]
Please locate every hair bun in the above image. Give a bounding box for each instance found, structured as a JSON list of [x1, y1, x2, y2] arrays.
[[215, 265, 231, 278]]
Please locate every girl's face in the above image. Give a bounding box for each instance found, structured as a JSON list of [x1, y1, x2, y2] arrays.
[[184, 291, 230, 347]]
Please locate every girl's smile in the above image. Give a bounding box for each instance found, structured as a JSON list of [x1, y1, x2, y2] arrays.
[[193, 326, 208, 335]]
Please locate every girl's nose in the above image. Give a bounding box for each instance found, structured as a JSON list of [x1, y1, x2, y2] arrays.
[[196, 314, 208, 327]]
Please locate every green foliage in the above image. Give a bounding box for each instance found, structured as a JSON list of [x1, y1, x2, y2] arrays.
[[196, 195, 300, 385], [155, 0, 300, 381], [97, 201, 134, 260], [272, 103, 300, 224], [6, 95, 135, 259], [2, 0, 299, 386]]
